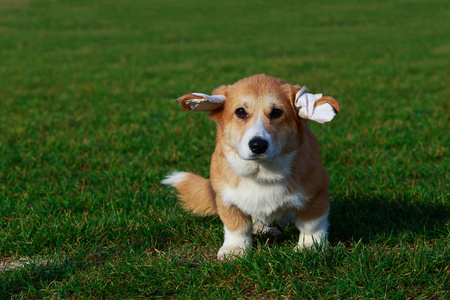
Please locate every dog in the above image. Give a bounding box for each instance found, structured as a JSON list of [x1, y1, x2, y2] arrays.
[[162, 74, 340, 260]]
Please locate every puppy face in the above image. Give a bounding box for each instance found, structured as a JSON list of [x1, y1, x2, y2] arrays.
[[217, 76, 299, 161], [176, 74, 339, 165]]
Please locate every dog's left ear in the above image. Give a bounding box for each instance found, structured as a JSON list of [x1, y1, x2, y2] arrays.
[[176, 92, 226, 112], [292, 86, 340, 124]]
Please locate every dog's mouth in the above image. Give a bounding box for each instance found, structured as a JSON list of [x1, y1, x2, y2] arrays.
[[238, 152, 274, 161]]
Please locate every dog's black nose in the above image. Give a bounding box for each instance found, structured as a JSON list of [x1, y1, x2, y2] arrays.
[[249, 137, 269, 155]]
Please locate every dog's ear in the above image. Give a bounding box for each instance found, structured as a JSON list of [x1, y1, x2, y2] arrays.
[[292, 86, 340, 124], [176, 92, 226, 112], [211, 84, 228, 97]]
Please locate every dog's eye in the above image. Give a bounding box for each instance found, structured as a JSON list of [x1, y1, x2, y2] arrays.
[[270, 108, 283, 119], [235, 108, 248, 119]]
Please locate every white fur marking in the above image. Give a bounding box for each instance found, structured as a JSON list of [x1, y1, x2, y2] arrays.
[[217, 224, 252, 260], [225, 149, 297, 182], [295, 213, 329, 250], [161, 171, 189, 187], [237, 117, 276, 160], [221, 176, 306, 225]]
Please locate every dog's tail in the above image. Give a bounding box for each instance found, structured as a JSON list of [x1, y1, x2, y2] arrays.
[[161, 171, 217, 216]]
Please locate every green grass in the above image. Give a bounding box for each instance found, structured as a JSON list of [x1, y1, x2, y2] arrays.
[[0, 0, 449, 298]]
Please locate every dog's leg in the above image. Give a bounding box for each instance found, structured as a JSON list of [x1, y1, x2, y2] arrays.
[[294, 212, 329, 251], [294, 195, 330, 251], [218, 223, 252, 260], [216, 198, 252, 260]]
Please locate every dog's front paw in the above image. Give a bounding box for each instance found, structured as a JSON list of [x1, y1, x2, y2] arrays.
[[217, 245, 249, 260], [294, 233, 327, 252]]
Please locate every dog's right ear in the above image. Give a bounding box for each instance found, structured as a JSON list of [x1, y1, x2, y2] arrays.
[[292, 86, 340, 124], [176, 88, 227, 112]]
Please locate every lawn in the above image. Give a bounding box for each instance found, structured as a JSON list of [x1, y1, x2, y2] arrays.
[[0, 0, 448, 298]]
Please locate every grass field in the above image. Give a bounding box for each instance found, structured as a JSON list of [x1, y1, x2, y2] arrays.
[[0, 0, 449, 298]]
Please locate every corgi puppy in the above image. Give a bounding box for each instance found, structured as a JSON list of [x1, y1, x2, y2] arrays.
[[162, 74, 340, 260]]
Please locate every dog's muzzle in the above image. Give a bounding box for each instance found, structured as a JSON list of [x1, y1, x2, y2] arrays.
[[249, 137, 269, 155]]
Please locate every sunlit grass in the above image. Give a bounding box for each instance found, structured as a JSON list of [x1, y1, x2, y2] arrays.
[[0, 0, 448, 298]]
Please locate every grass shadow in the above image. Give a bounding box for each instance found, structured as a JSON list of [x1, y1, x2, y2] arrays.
[[329, 194, 449, 245], [253, 194, 449, 247]]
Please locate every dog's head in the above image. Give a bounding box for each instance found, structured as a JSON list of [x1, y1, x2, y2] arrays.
[[176, 74, 339, 162]]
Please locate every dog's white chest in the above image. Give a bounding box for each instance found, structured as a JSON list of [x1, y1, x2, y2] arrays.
[[220, 178, 306, 224]]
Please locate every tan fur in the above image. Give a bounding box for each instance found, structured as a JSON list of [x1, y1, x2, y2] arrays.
[[172, 173, 216, 216], [177, 94, 205, 111], [208, 75, 331, 229], [216, 195, 252, 232], [315, 96, 340, 113], [212, 85, 229, 96], [166, 74, 339, 256], [288, 128, 331, 222]]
